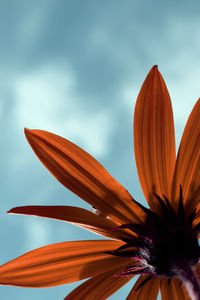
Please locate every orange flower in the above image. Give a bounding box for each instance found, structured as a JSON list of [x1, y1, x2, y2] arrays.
[[1, 66, 200, 299]]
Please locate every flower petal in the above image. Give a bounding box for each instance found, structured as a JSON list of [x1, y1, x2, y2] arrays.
[[195, 262, 200, 279], [171, 98, 200, 213], [0, 240, 131, 287], [160, 278, 189, 300], [25, 129, 145, 224], [134, 66, 176, 210], [8, 205, 134, 241], [64, 269, 131, 300], [126, 275, 160, 299]]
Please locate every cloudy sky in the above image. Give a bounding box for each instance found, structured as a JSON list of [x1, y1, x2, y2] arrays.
[[1, 0, 200, 299]]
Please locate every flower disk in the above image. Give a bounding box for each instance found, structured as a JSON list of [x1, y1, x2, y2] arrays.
[[110, 187, 200, 289]]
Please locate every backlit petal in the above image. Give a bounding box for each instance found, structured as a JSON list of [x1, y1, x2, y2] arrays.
[[64, 269, 131, 300], [25, 129, 145, 224], [134, 66, 176, 211], [0, 240, 131, 287], [160, 278, 189, 300], [126, 275, 160, 299], [171, 98, 200, 213], [8, 205, 134, 241], [195, 262, 200, 279]]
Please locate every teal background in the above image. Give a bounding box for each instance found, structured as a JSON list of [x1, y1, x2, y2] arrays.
[[1, 0, 200, 299]]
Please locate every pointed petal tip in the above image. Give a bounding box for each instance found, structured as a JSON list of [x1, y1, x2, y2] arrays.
[[24, 127, 30, 133], [24, 128, 38, 144], [143, 65, 160, 84], [7, 208, 16, 214], [24, 128, 32, 138], [152, 64, 158, 69], [7, 207, 25, 214], [149, 65, 160, 78], [149, 65, 158, 73]]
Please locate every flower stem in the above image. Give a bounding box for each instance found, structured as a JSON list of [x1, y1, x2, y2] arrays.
[[177, 264, 200, 300]]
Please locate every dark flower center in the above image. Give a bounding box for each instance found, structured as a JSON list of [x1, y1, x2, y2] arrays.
[[109, 186, 200, 291]]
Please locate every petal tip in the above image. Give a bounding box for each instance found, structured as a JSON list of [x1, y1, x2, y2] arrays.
[[150, 65, 159, 73], [7, 207, 22, 214], [7, 207, 24, 215], [145, 65, 159, 80], [24, 128, 31, 136]]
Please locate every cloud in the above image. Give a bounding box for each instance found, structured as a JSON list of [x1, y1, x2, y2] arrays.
[[24, 217, 50, 250], [13, 64, 115, 158]]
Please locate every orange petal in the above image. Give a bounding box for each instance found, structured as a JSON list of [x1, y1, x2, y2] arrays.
[[192, 204, 200, 227], [126, 275, 160, 299], [0, 240, 131, 287], [25, 129, 145, 224], [64, 269, 131, 300], [8, 205, 134, 241], [134, 66, 176, 211], [160, 278, 190, 300], [171, 98, 200, 213]]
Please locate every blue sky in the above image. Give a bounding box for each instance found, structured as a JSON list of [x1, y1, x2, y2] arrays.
[[1, 0, 200, 299]]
